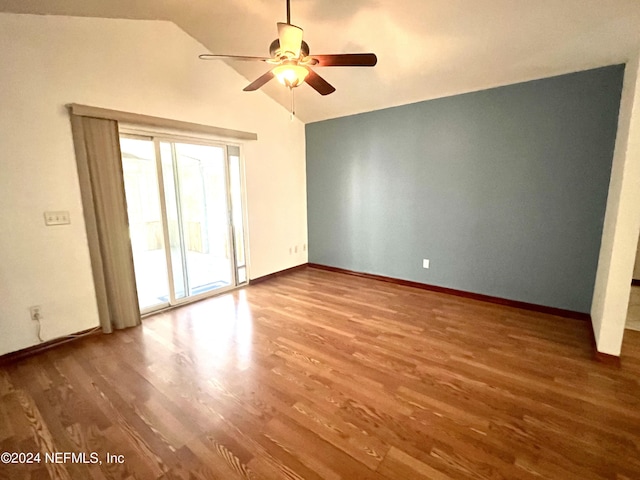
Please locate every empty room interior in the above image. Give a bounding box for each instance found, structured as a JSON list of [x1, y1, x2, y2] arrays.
[[2, 1, 640, 479]]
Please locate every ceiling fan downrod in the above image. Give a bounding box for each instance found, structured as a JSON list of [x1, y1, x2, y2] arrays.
[[286, 0, 291, 25]]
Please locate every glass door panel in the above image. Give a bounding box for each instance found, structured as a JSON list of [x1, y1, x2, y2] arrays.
[[120, 137, 170, 311], [173, 142, 233, 296]]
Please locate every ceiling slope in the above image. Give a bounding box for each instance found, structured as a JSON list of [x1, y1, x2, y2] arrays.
[[1, 0, 639, 122]]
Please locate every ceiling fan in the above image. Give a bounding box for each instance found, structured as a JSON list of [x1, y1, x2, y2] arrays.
[[199, 0, 377, 96]]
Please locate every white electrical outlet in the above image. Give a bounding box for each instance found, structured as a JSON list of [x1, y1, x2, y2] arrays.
[[423, 259, 430, 269], [295, 245, 298, 253], [303, 243, 307, 251], [44, 211, 70, 226], [30, 305, 42, 321]]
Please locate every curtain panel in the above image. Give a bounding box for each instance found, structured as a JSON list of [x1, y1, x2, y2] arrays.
[[69, 114, 140, 333]]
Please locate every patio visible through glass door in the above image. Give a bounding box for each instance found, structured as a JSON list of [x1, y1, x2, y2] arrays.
[[120, 135, 247, 313], [120, 137, 171, 311], [162, 141, 233, 298]]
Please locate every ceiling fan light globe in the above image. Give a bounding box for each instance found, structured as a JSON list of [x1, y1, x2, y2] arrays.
[[273, 64, 309, 88]]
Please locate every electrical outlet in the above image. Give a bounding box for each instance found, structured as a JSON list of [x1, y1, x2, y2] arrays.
[[295, 245, 298, 253], [423, 259, 430, 269], [289, 247, 292, 254], [30, 306, 42, 321], [303, 243, 306, 251], [44, 211, 70, 226]]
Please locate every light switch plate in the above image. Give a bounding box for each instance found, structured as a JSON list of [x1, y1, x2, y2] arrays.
[[44, 211, 70, 226]]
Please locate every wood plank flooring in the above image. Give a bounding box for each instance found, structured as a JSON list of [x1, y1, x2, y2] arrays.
[[1, 266, 640, 479]]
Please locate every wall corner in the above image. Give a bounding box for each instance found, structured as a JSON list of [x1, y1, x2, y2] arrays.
[[591, 50, 640, 356]]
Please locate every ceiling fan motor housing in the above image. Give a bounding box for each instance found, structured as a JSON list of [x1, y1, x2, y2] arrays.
[[270, 39, 310, 59]]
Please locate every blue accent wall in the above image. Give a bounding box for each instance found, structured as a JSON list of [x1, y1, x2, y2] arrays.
[[306, 65, 625, 313]]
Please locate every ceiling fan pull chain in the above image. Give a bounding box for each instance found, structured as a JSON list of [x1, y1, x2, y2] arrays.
[[290, 87, 296, 120]]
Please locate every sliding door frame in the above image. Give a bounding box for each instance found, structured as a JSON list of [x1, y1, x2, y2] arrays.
[[120, 126, 249, 314]]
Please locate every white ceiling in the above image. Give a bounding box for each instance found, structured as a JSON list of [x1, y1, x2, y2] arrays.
[[1, 0, 640, 123]]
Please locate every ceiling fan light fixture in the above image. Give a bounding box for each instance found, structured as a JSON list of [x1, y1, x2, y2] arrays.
[[273, 64, 309, 88]]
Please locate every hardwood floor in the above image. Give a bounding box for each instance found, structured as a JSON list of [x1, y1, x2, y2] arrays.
[[1, 266, 640, 479]]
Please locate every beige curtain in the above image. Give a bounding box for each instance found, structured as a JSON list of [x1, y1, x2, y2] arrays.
[[70, 114, 140, 333]]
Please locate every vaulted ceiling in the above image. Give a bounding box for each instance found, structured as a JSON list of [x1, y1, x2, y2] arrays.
[[1, 0, 640, 123]]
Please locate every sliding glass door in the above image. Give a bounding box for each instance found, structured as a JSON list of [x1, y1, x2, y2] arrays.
[[120, 134, 247, 313]]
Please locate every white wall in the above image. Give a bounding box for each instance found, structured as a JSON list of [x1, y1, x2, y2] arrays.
[[591, 51, 640, 356], [0, 14, 307, 356]]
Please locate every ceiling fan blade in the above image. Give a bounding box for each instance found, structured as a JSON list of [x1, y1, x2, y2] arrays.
[[309, 53, 378, 67], [277, 22, 303, 58], [243, 70, 275, 91], [199, 54, 270, 62], [305, 68, 336, 96]]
